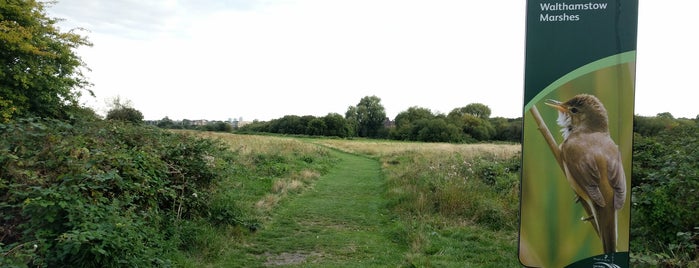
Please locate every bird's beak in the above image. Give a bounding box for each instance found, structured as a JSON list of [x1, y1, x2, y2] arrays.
[[545, 99, 568, 113]]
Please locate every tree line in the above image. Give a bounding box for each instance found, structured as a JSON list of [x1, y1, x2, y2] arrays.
[[236, 95, 523, 143]]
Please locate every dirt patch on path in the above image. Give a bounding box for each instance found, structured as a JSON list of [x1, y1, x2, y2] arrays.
[[263, 251, 323, 266]]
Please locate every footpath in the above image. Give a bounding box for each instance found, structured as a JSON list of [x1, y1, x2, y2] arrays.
[[230, 150, 406, 267]]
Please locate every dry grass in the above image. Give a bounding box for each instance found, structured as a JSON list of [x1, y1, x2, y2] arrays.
[[255, 194, 281, 212], [316, 139, 520, 160], [172, 131, 333, 218], [174, 130, 326, 158]]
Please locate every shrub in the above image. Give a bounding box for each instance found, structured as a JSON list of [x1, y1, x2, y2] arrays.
[[382, 151, 520, 231], [0, 118, 238, 267], [631, 124, 699, 265], [105, 107, 144, 123]]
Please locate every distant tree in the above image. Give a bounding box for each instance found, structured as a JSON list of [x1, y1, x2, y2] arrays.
[[105, 97, 143, 123], [300, 115, 316, 135], [0, 1, 92, 120], [414, 118, 462, 142], [491, 117, 523, 142], [395, 106, 435, 125], [322, 113, 349, 137], [392, 106, 435, 140], [346, 95, 386, 138], [656, 112, 674, 120], [633, 114, 677, 137], [307, 118, 327, 136], [448, 105, 495, 141], [106, 107, 143, 123], [344, 106, 359, 137], [157, 116, 175, 128], [449, 113, 495, 141], [205, 121, 232, 132], [273, 115, 304, 134], [450, 103, 492, 119], [238, 120, 269, 132]]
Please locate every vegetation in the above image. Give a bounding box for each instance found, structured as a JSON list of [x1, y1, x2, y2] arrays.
[[345, 95, 388, 138], [104, 97, 144, 123], [317, 140, 522, 266], [630, 115, 699, 266], [165, 134, 522, 267], [0, 123, 337, 267], [0, 0, 91, 121], [0, 119, 238, 266], [237, 100, 523, 143]]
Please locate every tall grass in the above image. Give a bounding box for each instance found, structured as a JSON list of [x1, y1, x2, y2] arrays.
[[169, 131, 338, 264], [316, 139, 519, 159], [317, 139, 522, 266], [174, 133, 523, 266]]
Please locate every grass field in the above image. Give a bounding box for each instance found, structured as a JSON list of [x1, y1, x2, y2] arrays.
[[174, 132, 522, 267]]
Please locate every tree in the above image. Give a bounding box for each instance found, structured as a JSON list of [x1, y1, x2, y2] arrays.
[[307, 118, 327, 136], [491, 117, 523, 142], [463, 114, 495, 141], [1, 1, 92, 120], [157, 116, 175, 128], [105, 96, 143, 123], [448, 104, 495, 141], [344, 106, 359, 137], [322, 113, 349, 137], [106, 107, 143, 123], [633, 114, 677, 137], [346, 95, 386, 138], [203, 121, 232, 132], [392, 106, 435, 140], [449, 103, 492, 119], [414, 118, 462, 142]]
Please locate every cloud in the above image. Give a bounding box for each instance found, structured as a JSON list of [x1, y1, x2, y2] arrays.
[[48, 0, 185, 39], [48, 0, 528, 121]]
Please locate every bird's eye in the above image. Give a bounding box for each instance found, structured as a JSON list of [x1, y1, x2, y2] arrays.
[[570, 107, 579, 114]]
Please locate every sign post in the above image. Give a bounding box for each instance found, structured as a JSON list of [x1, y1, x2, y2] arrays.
[[519, 1, 638, 267]]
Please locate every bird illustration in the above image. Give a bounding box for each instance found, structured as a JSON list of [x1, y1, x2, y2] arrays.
[[545, 94, 626, 254]]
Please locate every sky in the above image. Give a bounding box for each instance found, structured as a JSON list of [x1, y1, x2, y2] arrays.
[[46, 1, 699, 122]]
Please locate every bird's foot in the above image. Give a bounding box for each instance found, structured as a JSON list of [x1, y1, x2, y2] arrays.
[[580, 216, 594, 221]]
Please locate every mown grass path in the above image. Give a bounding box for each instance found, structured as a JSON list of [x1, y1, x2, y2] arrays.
[[222, 149, 406, 267]]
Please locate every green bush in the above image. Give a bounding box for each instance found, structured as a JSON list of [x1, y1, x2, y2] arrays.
[[631, 124, 699, 266], [105, 107, 144, 123], [0, 118, 238, 267], [383, 152, 520, 231]]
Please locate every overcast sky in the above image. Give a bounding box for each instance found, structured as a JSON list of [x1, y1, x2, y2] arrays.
[[46, 1, 698, 121]]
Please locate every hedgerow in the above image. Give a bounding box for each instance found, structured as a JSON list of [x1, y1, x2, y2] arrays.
[[631, 124, 699, 266], [0, 118, 239, 267]]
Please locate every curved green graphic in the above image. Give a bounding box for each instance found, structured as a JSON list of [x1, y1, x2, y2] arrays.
[[524, 51, 636, 113]]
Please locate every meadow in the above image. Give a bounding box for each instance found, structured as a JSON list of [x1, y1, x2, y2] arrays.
[[173, 132, 522, 267]]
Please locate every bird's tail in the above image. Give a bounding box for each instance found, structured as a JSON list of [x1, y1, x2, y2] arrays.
[[594, 203, 617, 254]]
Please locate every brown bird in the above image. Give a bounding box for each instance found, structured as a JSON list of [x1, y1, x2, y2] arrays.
[[546, 94, 626, 254]]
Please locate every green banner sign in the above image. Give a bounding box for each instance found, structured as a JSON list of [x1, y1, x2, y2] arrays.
[[519, 1, 638, 267]]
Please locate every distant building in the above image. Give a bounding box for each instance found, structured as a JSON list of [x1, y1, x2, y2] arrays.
[[383, 117, 395, 128], [192, 119, 208, 126], [230, 118, 252, 129]]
